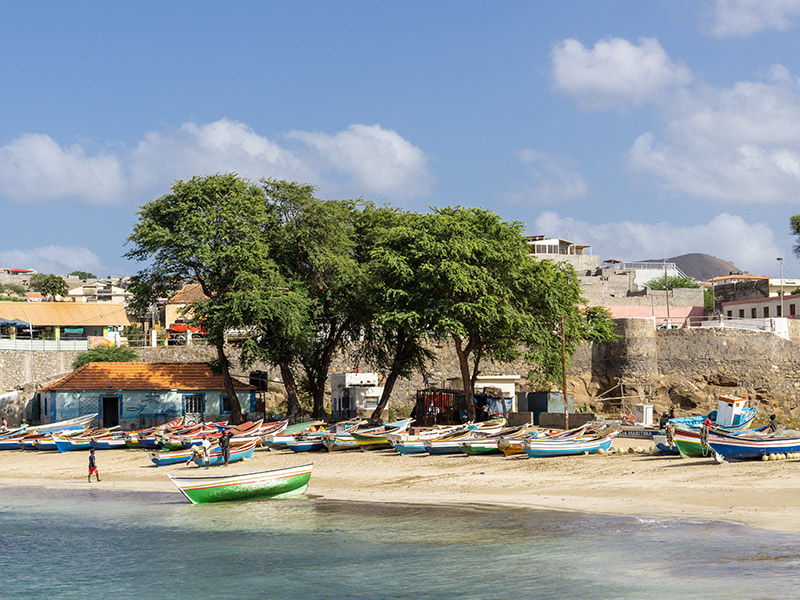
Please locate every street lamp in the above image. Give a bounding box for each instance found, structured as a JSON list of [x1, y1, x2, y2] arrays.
[[777, 257, 784, 317]]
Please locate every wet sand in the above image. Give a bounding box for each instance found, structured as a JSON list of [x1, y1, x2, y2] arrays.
[[1, 438, 798, 533]]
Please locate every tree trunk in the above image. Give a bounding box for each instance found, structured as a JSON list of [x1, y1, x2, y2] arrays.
[[216, 342, 245, 425], [453, 335, 476, 421], [279, 362, 302, 420], [371, 370, 400, 423]]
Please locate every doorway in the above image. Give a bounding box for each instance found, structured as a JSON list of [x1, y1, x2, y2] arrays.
[[102, 395, 120, 427]]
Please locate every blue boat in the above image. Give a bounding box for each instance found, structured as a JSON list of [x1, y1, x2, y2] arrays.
[[707, 429, 800, 461], [151, 447, 195, 466], [521, 431, 618, 458], [669, 396, 757, 432], [191, 440, 257, 467]]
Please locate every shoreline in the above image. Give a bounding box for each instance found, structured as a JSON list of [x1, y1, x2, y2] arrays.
[[2, 439, 800, 534]]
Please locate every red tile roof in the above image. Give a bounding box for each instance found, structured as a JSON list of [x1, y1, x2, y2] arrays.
[[41, 362, 254, 391]]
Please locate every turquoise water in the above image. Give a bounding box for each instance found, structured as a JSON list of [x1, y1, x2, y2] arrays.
[[1, 486, 799, 599]]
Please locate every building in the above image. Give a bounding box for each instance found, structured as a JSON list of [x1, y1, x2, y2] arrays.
[[0, 301, 130, 350], [330, 371, 385, 420], [67, 279, 133, 304], [36, 362, 256, 429], [525, 236, 599, 274], [162, 283, 207, 328], [722, 293, 800, 319]]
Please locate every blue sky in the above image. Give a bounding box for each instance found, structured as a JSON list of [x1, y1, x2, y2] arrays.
[[4, 1, 800, 277]]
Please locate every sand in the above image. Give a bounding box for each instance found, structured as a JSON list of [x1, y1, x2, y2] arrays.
[[2, 438, 799, 533]]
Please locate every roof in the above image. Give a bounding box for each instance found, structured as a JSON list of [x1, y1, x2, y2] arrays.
[[168, 283, 207, 304], [708, 274, 769, 282], [41, 362, 254, 392], [0, 302, 131, 326]]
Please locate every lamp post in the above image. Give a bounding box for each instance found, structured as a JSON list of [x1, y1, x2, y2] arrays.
[[778, 257, 784, 317]]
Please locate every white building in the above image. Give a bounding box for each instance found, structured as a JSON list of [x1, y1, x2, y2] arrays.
[[330, 371, 385, 420]]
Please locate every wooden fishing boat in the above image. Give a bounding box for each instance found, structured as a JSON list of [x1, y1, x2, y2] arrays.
[[90, 436, 128, 450], [521, 431, 618, 458], [670, 396, 758, 432], [263, 421, 326, 450], [151, 447, 195, 466], [286, 435, 327, 452], [673, 426, 717, 459], [708, 428, 800, 460], [190, 440, 258, 467], [497, 425, 589, 456], [351, 419, 414, 451], [167, 463, 313, 504]]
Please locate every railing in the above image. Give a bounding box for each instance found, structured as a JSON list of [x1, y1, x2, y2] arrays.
[[0, 339, 89, 351], [654, 315, 791, 340]]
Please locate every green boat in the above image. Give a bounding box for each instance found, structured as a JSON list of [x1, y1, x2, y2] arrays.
[[167, 463, 313, 504], [673, 427, 714, 458]]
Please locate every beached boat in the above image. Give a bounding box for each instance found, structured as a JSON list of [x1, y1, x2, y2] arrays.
[[167, 463, 313, 504], [707, 428, 800, 460], [263, 420, 326, 450], [521, 431, 618, 458], [151, 447, 196, 466], [190, 440, 258, 467], [670, 396, 758, 432], [351, 418, 414, 451]]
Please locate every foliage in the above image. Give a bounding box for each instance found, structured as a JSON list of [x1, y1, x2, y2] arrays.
[[69, 270, 97, 279], [580, 306, 619, 342], [125, 173, 276, 424], [645, 274, 700, 290], [72, 345, 139, 370], [3, 283, 27, 297], [30, 274, 69, 300], [703, 287, 717, 311], [791, 215, 800, 258], [791, 287, 800, 296]]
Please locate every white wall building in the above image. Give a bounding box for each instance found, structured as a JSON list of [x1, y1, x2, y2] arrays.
[[330, 371, 385, 420]]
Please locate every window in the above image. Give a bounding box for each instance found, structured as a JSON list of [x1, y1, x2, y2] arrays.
[[751, 308, 757, 318], [764, 307, 770, 318], [738, 309, 745, 318], [220, 395, 232, 414], [791, 304, 796, 317], [727, 310, 732, 318], [778, 305, 782, 317], [183, 393, 205, 414]]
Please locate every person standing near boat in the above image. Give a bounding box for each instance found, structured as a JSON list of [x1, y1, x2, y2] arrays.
[[88, 449, 100, 482], [220, 430, 232, 466], [768, 414, 781, 434], [201, 435, 212, 469]]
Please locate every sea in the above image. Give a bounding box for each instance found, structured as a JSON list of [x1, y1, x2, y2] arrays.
[[1, 486, 799, 600]]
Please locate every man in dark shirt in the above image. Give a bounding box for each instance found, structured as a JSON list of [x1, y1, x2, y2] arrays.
[[768, 414, 781, 434], [220, 430, 232, 466], [88, 449, 100, 482]]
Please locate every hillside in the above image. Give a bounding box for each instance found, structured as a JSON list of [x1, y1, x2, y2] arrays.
[[640, 253, 741, 281]]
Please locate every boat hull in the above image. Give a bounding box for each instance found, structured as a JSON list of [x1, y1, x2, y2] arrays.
[[522, 434, 616, 458], [167, 464, 313, 504]]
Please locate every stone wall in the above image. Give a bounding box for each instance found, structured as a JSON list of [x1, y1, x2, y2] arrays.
[[5, 318, 800, 422]]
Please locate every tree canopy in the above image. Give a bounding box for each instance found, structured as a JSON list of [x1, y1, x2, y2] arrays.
[[30, 274, 69, 300], [69, 270, 97, 279], [645, 274, 700, 290], [73, 345, 139, 370]]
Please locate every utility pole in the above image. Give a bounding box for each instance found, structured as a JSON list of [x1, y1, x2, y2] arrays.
[[561, 316, 569, 430], [664, 259, 671, 326], [778, 257, 785, 317]]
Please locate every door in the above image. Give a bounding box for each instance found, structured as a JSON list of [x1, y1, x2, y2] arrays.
[[102, 395, 120, 427]]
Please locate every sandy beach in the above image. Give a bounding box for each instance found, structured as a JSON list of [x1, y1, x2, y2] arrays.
[[2, 438, 798, 534]]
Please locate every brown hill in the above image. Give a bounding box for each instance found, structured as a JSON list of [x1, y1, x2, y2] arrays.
[[640, 253, 742, 281]]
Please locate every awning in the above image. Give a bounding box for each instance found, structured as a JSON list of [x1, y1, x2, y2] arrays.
[[0, 318, 33, 327]]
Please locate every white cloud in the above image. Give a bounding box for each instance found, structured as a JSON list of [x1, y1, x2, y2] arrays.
[[625, 66, 800, 204], [0, 246, 105, 275], [551, 37, 692, 110], [705, 0, 800, 38], [286, 124, 433, 199], [0, 134, 124, 205], [533, 212, 782, 277], [501, 149, 587, 205], [0, 119, 433, 206]]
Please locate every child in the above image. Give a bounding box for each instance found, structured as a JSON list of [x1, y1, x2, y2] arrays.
[[88, 449, 101, 482]]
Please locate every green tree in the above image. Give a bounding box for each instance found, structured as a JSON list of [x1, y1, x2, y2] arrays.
[[30, 274, 69, 300], [645, 274, 700, 290], [355, 205, 437, 422], [260, 179, 367, 419], [703, 287, 717, 311], [125, 173, 276, 424], [69, 270, 97, 279], [72, 345, 139, 370]]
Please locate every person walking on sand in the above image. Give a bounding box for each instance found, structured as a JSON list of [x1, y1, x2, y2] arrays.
[[88, 449, 101, 482], [220, 430, 232, 466], [201, 435, 212, 469]]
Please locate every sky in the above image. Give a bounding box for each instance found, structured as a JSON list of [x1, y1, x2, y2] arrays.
[[4, 1, 800, 278]]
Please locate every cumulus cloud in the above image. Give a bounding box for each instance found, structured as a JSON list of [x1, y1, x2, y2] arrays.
[[501, 149, 587, 205], [533, 211, 782, 277], [0, 119, 432, 206], [705, 0, 800, 38], [0, 134, 124, 205], [626, 65, 800, 204], [551, 37, 692, 110], [0, 246, 105, 275], [286, 124, 433, 199]]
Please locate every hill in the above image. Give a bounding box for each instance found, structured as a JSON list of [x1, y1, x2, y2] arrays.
[[640, 253, 742, 281]]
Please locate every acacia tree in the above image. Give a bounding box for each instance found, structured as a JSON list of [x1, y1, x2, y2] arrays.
[[125, 173, 276, 424], [355, 205, 436, 422], [394, 207, 603, 421], [261, 179, 368, 419]]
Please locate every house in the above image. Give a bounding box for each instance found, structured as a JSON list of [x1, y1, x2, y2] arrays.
[[67, 279, 133, 304], [525, 235, 599, 274], [162, 283, 207, 329], [722, 293, 800, 319], [36, 362, 256, 429], [330, 371, 385, 420], [0, 301, 130, 349]]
